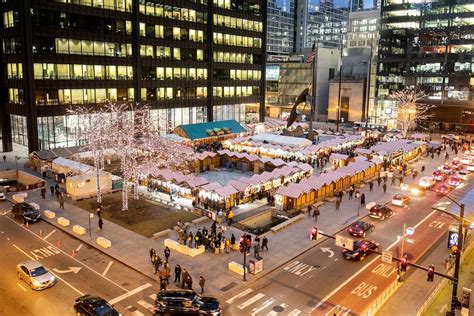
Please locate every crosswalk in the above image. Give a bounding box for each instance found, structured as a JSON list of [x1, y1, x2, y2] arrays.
[[124, 293, 156, 316], [225, 288, 303, 316]]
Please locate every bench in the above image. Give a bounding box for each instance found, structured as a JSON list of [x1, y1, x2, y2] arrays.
[[57, 217, 70, 227], [96, 236, 112, 248], [163, 239, 205, 256], [270, 214, 305, 232], [153, 229, 174, 239], [228, 261, 246, 276], [43, 210, 56, 219], [73, 224, 86, 236]]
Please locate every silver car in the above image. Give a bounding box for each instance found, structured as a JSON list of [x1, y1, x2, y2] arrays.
[[16, 260, 57, 290]]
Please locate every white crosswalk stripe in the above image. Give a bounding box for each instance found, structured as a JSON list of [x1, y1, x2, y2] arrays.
[[137, 300, 155, 313], [226, 288, 254, 304], [251, 298, 275, 315], [149, 293, 156, 301], [237, 293, 265, 310], [288, 309, 302, 316]]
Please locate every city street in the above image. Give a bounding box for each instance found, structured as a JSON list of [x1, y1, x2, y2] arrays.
[[0, 201, 160, 316]]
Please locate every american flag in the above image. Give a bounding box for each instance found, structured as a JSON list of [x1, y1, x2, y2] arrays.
[[306, 42, 316, 64]]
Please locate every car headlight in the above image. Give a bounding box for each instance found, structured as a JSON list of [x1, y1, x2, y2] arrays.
[[50, 276, 56, 282], [32, 280, 41, 286]]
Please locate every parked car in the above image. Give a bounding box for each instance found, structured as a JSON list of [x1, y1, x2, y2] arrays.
[[155, 290, 221, 316], [74, 295, 119, 316], [342, 240, 379, 261], [16, 260, 56, 290], [348, 220, 375, 238], [432, 170, 447, 181], [448, 177, 463, 187], [369, 204, 394, 220], [436, 184, 454, 195], [12, 203, 41, 223], [419, 176, 436, 188], [392, 194, 411, 207]]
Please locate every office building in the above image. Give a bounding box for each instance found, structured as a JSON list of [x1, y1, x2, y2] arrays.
[[347, 9, 379, 49], [351, 0, 379, 12], [376, 0, 474, 131], [267, 0, 296, 57], [295, 0, 349, 52], [0, 0, 266, 152]]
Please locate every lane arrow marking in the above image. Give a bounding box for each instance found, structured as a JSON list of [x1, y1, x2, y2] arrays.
[[53, 267, 82, 274], [321, 247, 334, 258]]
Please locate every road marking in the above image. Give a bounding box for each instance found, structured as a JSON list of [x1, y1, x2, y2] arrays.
[[226, 288, 254, 304], [43, 229, 57, 240], [16, 283, 27, 291], [237, 293, 265, 310], [75, 243, 83, 252], [109, 283, 152, 305], [313, 210, 437, 311], [5, 215, 128, 291], [137, 299, 155, 313], [267, 303, 288, 316], [251, 298, 274, 315], [102, 261, 114, 276], [150, 293, 157, 300], [53, 267, 82, 274], [288, 310, 302, 316], [13, 244, 84, 296]]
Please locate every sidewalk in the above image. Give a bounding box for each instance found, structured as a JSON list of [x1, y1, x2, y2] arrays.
[[2, 141, 451, 299]]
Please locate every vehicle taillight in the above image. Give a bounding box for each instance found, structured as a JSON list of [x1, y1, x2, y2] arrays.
[[379, 212, 382, 216], [349, 228, 353, 232]]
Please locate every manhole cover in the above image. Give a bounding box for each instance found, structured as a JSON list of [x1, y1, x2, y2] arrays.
[[128, 306, 138, 312], [315, 264, 321, 268], [272, 306, 284, 312]]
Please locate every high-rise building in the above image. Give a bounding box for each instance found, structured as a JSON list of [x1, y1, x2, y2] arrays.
[[0, 0, 266, 152], [295, 0, 349, 52], [376, 0, 474, 131], [351, 0, 379, 12], [267, 0, 296, 57]]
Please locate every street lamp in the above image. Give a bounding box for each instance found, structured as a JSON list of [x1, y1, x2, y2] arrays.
[[431, 191, 469, 315]]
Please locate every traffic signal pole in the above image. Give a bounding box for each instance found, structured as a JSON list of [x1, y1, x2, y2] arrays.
[[448, 203, 464, 315]]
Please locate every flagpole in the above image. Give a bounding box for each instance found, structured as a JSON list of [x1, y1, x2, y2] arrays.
[[336, 45, 343, 132], [308, 45, 317, 141]]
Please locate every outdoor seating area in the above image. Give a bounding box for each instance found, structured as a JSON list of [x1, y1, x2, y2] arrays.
[[275, 157, 383, 210]]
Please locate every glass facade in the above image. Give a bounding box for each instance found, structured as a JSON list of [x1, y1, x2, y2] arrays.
[[213, 104, 247, 123], [267, 0, 295, 55], [10, 115, 28, 147], [376, 0, 474, 130]]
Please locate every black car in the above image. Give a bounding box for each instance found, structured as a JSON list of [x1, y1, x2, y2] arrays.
[[368, 204, 393, 220], [74, 295, 119, 316], [12, 203, 41, 223], [155, 289, 221, 315], [342, 240, 379, 261], [348, 220, 375, 238]]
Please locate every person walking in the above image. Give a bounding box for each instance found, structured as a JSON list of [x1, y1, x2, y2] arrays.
[[174, 264, 182, 283], [98, 217, 103, 230], [377, 177, 381, 186], [41, 187, 46, 199], [181, 269, 188, 289], [2, 155, 6, 163], [254, 242, 260, 259], [163, 264, 171, 284], [183, 229, 188, 246], [312, 207, 320, 222], [360, 193, 365, 206], [349, 186, 354, 199], [96, 207, 101, 218], [50, 185, 55, 196], [369, 182, 373, 192], [225, 237, 230, 253], [261, 236, 268, 251], [164, 246, 171, 262], [159, 273, 167, 291], [391, 177, 396, 186], [154, 256, 161, 274], [149, 248, 156, 263], [59, 195, 65, 210], [186, 275, 193, 290], [335, 199, 341, 211], [188, 231, 193, 248], [307, 204, 312, 216], [199, 276, 206, 294], [383, 183, 387, 194]]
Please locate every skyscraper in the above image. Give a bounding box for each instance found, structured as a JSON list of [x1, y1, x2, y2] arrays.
[[267, 0, 296, 57], [0, 0, 267, 152], [376, 0, 474, 130]]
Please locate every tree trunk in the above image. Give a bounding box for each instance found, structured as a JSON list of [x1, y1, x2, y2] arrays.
[[133, 177, 139, 200], [95, 155, 102, 204], [122, 180, 129, 211]]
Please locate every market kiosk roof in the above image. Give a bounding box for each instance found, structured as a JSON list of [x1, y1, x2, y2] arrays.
[[176, 120, 246, 140]]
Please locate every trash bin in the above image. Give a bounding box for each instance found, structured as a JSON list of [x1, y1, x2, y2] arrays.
[[248, 259, 263, 275]]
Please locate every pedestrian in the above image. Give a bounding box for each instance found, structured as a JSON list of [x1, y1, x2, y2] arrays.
[[195, 229, 202, 247], [253, 242, 260, 259], [186, 275, 193, 290], [349, 186, 354, 199], [98, 217, 103, 230], [261, 236, 268, 251], [181, 269, 188, 289], [225, 237, 230, 253], [174, 264, 181, 283], [149, 248, 156, 262], [312, 207, 320, 222], [377, 177, 381, 186], [183, 229, 188, 246], [199, 276, 206, 294], [151, 252, 158, 266], [59, 196, 65, 210], [163, 264, 171, 284], [96, 207, 101, 218], [50, 185, 54, 196], [360, 193, 365, 206], [164, 246, 170, 262], [41, 187, 46, 199], [383, 183, 387, 194], [335, 199, 340, 211], [369, 182, 373, 192], [188, 231, 193, 248], [391, 177, 396, 186], [227, 209, 234, 225], [159, 273, 167, 291], [307, 204, 312, 216], [154, 258, 161, 274], [2, 155, 5, 163]]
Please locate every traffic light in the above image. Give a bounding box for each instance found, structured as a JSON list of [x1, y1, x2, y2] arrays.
[[311, 226, 318, 240], [427, 265, 435, 282], [239, 236, 245, 253], [400, 257, 408, 272]]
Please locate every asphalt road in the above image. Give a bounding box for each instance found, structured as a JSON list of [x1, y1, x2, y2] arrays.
[[221, 176, 460, 315], [0, 200, 159, 316]]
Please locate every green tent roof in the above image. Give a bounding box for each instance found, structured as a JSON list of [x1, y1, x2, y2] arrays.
[[178, 120, 246, 140]]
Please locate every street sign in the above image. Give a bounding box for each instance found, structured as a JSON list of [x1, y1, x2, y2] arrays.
[[397, 236, 415, 244], [405, 227, 415, 235], [448, 230, 459, 249], [335, 234, 354, 251], [381, 250, 393, 263]]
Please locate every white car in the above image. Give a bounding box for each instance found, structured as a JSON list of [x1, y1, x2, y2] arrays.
[[17, 260, 57, 290], [419, 176, 436, 188], [392, 194, 411, 207]]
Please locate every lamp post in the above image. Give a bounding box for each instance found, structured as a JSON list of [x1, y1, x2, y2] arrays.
[[88, 213, 94, 238]]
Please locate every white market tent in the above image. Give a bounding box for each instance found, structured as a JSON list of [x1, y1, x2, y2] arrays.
[[52, 157, 94, 174], [251, 133, 312, 148]]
